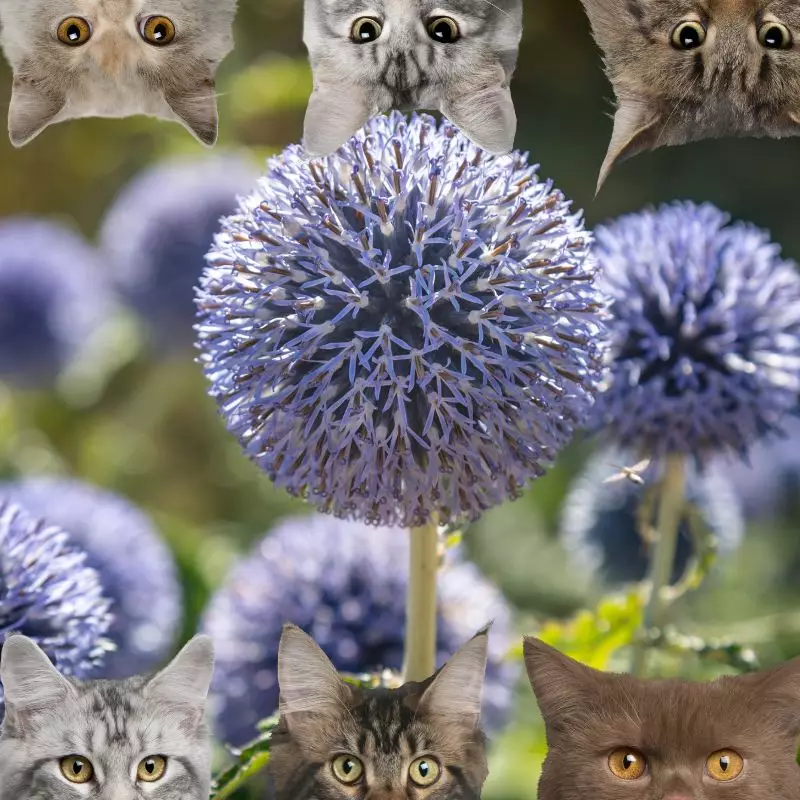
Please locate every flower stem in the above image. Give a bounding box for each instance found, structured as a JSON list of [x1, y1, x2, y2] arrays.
[[402, 521, 439, 682], [631, 453, 687, 676]]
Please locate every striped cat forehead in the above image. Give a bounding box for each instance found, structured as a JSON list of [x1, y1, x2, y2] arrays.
[[313, 0, 514, 21]]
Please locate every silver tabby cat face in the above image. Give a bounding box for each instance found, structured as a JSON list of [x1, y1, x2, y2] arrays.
[[0, 0, 237, 147], [302, 0, 523, 156], [0, 635, 215, 800]]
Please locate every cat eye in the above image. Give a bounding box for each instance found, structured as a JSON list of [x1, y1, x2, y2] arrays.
[[57, 17, 92, 47], [408, 756, 442, 787], [140, 16, 177, 46], [331, 754, 364, 784], [427, 17, 461, 44], [137, 755, 167, 782], [608, 748, 647, 780], [670, 20, 707, 50], [59, 755, 95, 784], [758, 22, 793, 50], [706, 749, 744, 782], [350, 17, 383, 44]]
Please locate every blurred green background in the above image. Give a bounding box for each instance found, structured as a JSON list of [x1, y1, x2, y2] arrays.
[[1, 1, 800, 798]]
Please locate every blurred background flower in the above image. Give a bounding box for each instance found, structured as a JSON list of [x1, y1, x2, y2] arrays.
[[201, 513, 518, 747]]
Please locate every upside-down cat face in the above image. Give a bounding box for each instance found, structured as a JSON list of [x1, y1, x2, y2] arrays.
[[302, 0, 523, 156], [0, 0, 237, 147], [579, 0, 800, 189]]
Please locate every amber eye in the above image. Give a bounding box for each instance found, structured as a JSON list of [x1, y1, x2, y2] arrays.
[[427, 17, 460, 43], [759, 22, 792, 49], [59, 755, 94, 784], [140, 16, 176, 46], [608, 748, 647, 780], [137, 755, 167, 782], [57, 17, 92, 46], [671, 20, 707, 50], [408, 756, 441, 787], [706, 749, 744, 782], [331, 754, 364, 784], [350, 17, 383, 43]]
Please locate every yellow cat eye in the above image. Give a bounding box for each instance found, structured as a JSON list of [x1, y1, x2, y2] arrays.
[[408, 756, 442, 787], [758, 22, 793, 50], [140, 16, 176, 46], [608, 748, 647, 780], [427, 17, 461, 44], [706, 749, 744, 782], [350, 17, 383, 43], [59, 755, 94, 784], [671, 20, 707, 50], [331, 754, 364, 784], [57, 17, 92, 47], [137, 755, 167, 782]]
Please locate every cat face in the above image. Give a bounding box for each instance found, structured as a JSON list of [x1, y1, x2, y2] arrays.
[[267, 624, 490, 800], [524, 637, 800, 800], [302, 0, 523, 156], [0, 0, 237, 147], [579, 0, 800, 189], [0, 635, 215, 800]]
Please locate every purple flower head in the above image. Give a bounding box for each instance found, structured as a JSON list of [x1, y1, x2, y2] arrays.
[[196, 112, 606, 527], [0, 502, 112, 708], [0, 218, 114, 388], [592, 202, 800, 460], [0, 478, 182, 678], [560, 447, 745, 586], [201, 513, 518, 747], [99, 155, 257, 351]]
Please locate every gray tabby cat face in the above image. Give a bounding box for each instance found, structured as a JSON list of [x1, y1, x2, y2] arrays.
[[579, 0, 800, 190], [302, 0, 523, 156], [0, 0, 237, 147], [267, 624, 490, 800], [0, 635, 215, 800]]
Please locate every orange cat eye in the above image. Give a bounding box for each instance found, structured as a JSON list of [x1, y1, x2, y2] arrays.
[[56, 17, 92, 47], [706, 750, 744, 782], [140, 16, 176, 46], [608, 748, 647, 780]]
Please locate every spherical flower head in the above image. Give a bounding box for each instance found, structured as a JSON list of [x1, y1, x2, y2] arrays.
[[0, 218, 114, 388], [592, 201, 800, 460], [99, 155, 257, 351], [560, 447, 744, 586], [0, 502, 112, 708], [0, 478, 182, 678], [201, 513, 518, 746], [196, 112, 605, 527]]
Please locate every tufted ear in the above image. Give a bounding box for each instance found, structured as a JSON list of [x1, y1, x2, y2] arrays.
[[164, 74, 219, 146], [8, 76, 65, 147], [0, 635, 74, 712], [441, 81, 516, 155], [302, 82, 372, 157], [145, 635, 215, 707]]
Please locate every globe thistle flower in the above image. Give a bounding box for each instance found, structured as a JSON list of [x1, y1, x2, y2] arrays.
[[0, 478, 182, 678], [201, 513, 518, 746], [591, 202, 800, 461], [99, 155, 257, 351], [0, 218, 114, 388], [196, 112, 606, 528], [0, 502, 112, 707], [560, 448, 744, 586]]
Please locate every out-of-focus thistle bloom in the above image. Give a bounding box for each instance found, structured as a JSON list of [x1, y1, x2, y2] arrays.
[[99, 155, 257, 350], [560, 447, 744, 586], [0, 218, 113, 388], [0, 502, 112, 707], [201, 513, 518, 746], [0, 478, 181, 678], [592, 202, 800, 461], [196, 112, 606, 527]]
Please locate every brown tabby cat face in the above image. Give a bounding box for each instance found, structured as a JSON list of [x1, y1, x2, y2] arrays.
[[579, 0, 800, 189], [524, 637, 800, 800], [268, 625, 490, 800]]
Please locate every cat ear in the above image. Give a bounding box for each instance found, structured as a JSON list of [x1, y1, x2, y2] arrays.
[[441, 83, 517, 155], [418, 628, 489, 723], [164, 75, 219, 147], [277, 623, 353, 718], [597, 97, 662, 193], [8, 76, 65, 147], [144, 635, 215, 707], [745, 655, 800, 736], [0, 635, 74, 711], [302, 83, 372, 157]]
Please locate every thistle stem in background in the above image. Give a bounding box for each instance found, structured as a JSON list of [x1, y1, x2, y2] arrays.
[[402, 521, 440, 682], [632, 453, 687, 676]]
